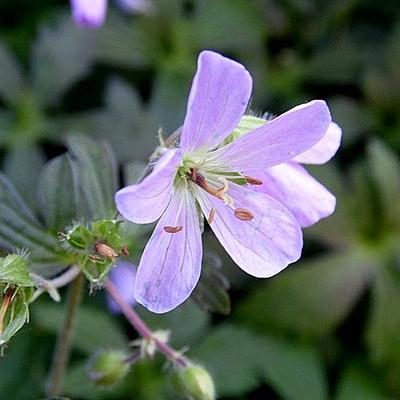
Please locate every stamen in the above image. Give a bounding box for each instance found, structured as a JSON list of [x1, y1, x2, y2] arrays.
[[244, 175, 263, 185], [95, 242, 118, 259], [163, 226, 183, 233], [234, 208, 254, 221], [208, 207, 216, 224]]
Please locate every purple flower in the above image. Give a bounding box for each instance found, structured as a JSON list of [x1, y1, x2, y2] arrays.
[[116, 50, 338, 313], [70, 0, 108, 28], [106, 261, 136, 313], [70, 0, 153, 28]]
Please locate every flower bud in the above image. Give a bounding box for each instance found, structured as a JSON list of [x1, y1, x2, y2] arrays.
[[173, 364, 216, 400], [0, 254, 35, 346], [88, 351, 129, 387]]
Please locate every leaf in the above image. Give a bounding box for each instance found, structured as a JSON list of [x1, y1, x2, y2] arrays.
[[31, 15, 94, 107], [191, 324, 327, 399], [0, 254, 32, 286], [368, 139, 400, 226], [236, 252, 373, 337], [139, 301, 210, 347], [33, 302, 128, 355], [366, 263, 400, 367], [0, 331, 46, 400], [67, 134, 118, 220], [191, 0, 266, 51], [0, 41, 25, 106], [0, 173, 67, 275], [37, 154, 77, 231], [93, 11, 151, 68], [2, 143, 45, 209], [192, 253, 231, 315], [335, 363, 391, 400]]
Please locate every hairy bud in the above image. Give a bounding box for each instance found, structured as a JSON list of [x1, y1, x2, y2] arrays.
[[88, 351, 129, 387], [173, 364, 216, 400]]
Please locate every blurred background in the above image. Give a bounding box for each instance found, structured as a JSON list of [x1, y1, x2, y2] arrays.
[[0, 0, 399, 398]]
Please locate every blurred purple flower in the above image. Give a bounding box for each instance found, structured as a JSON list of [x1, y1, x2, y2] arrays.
[[70, 0, 153, 28], [70, 0, 108, 28], [116, 50, 338, 313], [106, 261, 136, 313]]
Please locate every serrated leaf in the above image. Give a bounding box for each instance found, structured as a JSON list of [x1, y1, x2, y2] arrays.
[[191, 324, 327, 399], [67, 134, 117, 220], [236, 252, 373, 337], [0, 41, 25, 106], [37, 154, 77, 231], [33, 302, 127, 355], [0, 254, 32, 286], [0, 173, 67, 275], [31, 15, 94, 107]]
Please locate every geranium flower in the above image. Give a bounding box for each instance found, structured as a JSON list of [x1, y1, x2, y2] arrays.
[[116, 50, 339, 313], [70, 0, 153, 28]]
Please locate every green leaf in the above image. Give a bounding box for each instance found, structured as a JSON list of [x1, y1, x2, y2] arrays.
[[67, 134, 118, 220], [335, 363, 391, 400], [3, 143, 45, 209], [368, 139, 400, 226], [192, 253, 231, 315], [191, 0, 266, 51], [33, 302, 127, 355], [37, 154, 77, 231], [366, 264, 400, 367], [191, 324, 327, 399], [31, 15, 94, 107], [0, 41, 25, 106], [139, 301, 210, 347], [93, 11, 151, 68], [236, 252, 373, 337], [0, 173, 67, 275], [0, 254, 32, 286]]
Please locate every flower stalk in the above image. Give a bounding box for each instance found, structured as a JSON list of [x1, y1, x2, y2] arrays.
[[104, 279, 188, 367], [46, 272, 85, 397]]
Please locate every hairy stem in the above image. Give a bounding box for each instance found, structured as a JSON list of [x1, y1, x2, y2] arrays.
[[104, 280, 188, 367], [46, 272, 84, 397]]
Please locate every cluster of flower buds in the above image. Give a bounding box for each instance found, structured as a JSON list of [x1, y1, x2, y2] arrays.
[[0, 254, 36, 347], [59, 219, 129, 284]]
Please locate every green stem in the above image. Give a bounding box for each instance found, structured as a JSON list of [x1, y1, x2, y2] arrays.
[[45, 273, 84, 397]]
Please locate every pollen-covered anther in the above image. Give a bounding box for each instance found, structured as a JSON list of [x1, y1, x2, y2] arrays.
[[163, 225, 183, 233], [208, 207, 216, 224], [244, 175, 263, 185], [234, 208, 254, 221], [95, 242, 118, 259]]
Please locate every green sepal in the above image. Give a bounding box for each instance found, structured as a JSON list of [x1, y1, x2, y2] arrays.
[[60, 219, 127, 284], [223, 115, 267, 145], [0, 254, 33, 287], [0, 254, 35, 346]]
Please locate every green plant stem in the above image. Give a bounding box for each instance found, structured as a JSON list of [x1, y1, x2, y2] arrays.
[[45, 272, 84, 397], [105, 280, 188, 367]]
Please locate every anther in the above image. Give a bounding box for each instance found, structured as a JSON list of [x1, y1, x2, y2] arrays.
[[163, 226, 183, 233], [95, 242, 118, 259], [208, 207, 216, 224], [234, 208, 254, 221], [121, 245, 130, 257], [244, 175, 263, 185]]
